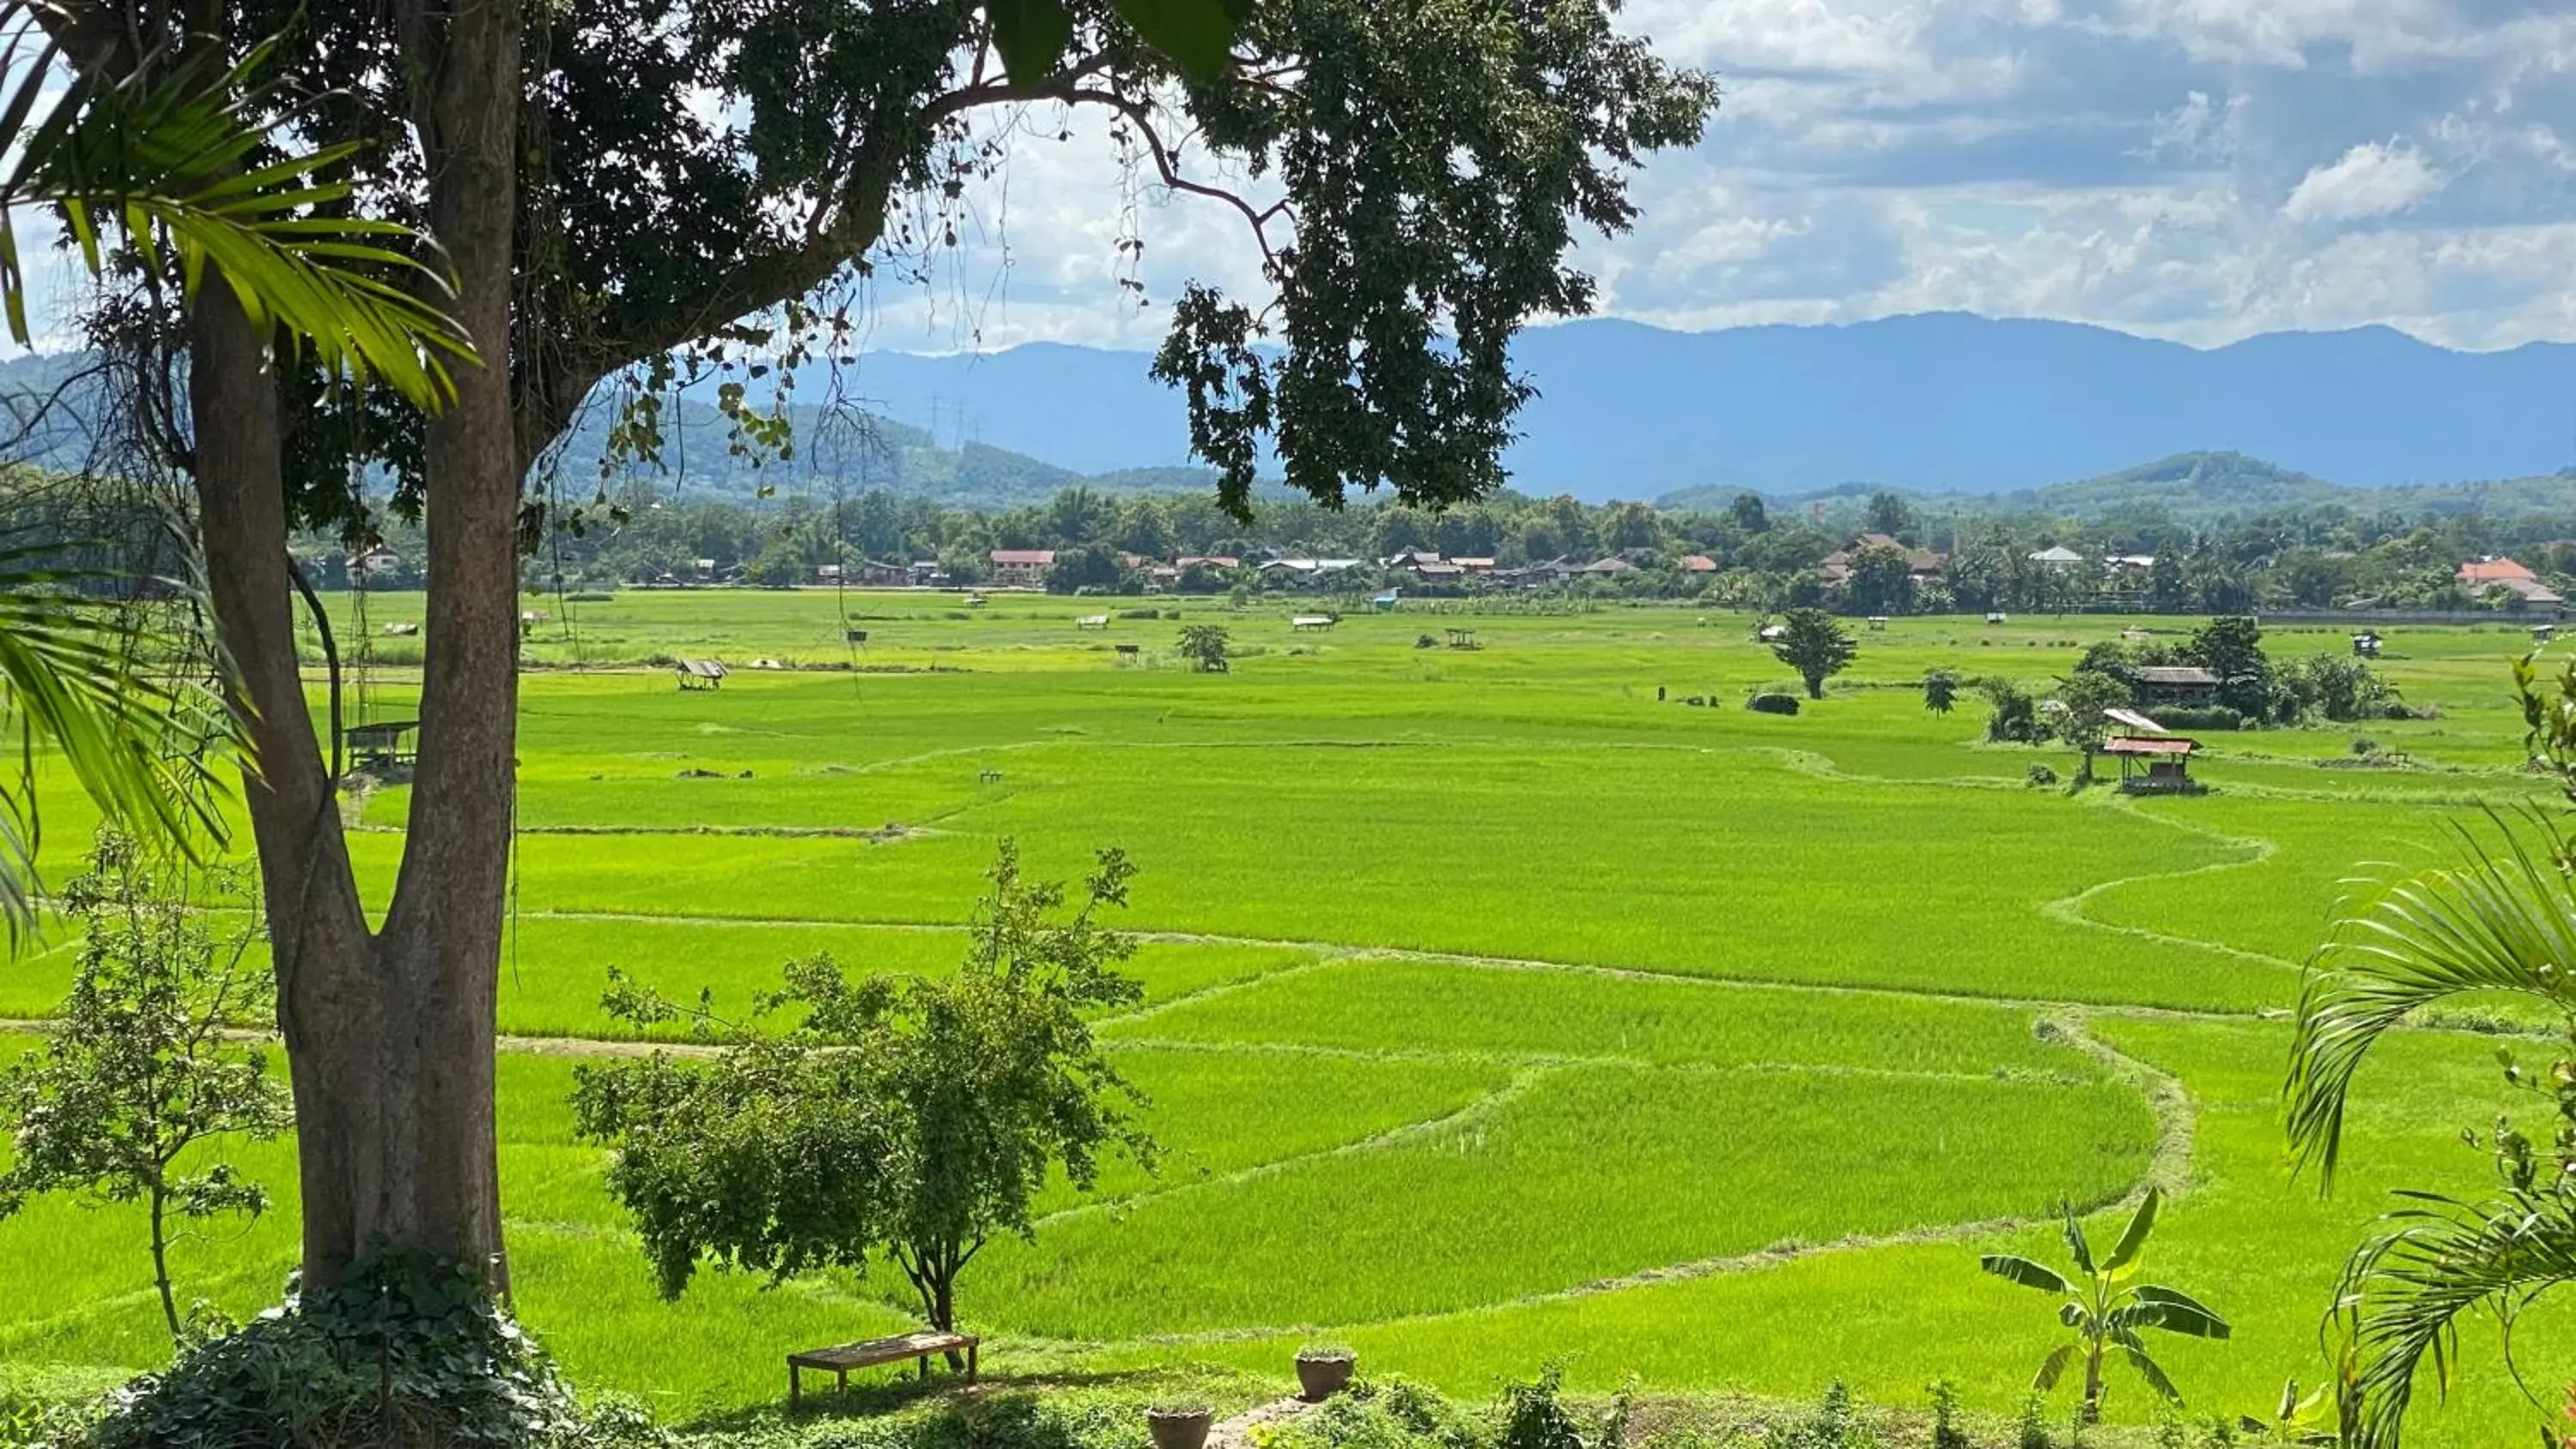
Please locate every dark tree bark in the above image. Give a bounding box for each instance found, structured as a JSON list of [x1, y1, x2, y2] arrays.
[[175, 0, 524, 1294]]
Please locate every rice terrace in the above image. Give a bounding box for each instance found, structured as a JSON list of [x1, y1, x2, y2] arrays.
[[7, 591, 2571, 1444]]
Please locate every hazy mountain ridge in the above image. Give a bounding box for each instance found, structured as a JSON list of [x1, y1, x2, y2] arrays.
[[11, 311, 2576, 508], [807, 314, 2576, 498]]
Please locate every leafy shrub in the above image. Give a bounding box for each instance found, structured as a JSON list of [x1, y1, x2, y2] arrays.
[[1276, 1378, 1478, 1449], [568, 591, 617, 603], [1747, 694, 1800, 716], [2014, 1392, 2051, 1449], [1762, 1381, 1875, 1449], [1120, 608, 1165, 621], [2026, 764, 2058, 787], [78, 1252, 623, 1449], [1927, 1381, 1966, 1449], [2146, 705, 2242, 732], [2349, 736, 2379, 756], [1980, 678, 2040, 743], [1417, 634, 1441, 649], [1497, 1367, 1626, 1449]]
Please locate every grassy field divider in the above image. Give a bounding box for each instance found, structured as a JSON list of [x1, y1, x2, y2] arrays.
[[2038, 793, 2296, 973], [1028, 1067, 1552, 1230], [1121, 1014, 2198, 1350]]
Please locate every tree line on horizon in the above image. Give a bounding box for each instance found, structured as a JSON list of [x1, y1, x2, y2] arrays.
[[273, 475, 2576, 618]]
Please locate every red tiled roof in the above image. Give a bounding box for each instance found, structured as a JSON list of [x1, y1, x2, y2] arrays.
[[2460, 558, 2537, 584]]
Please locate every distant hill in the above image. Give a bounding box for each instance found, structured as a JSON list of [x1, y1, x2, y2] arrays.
[[0, 358, 1218, 509], [544, 399, 1216, 506], [787, 314, 2576, 498], [1710, 450, 2576, 527], [17, 310, 2576, 505]]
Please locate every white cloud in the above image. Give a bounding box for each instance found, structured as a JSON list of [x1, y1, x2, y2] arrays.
[[839, 0, 2576, 355], [2281, 140, 2443, 223]]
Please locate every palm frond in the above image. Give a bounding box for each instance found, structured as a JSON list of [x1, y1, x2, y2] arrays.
[[2287, 810, 2576, 1183], [2333, 1185, 2576, 1449], [0, 546, 233, 946], [0, 9, 471, 409]]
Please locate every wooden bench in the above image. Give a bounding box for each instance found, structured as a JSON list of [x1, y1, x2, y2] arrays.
[[788, 1331, 978, 1403]]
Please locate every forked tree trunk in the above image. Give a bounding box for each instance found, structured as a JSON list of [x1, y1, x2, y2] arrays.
[[185, 0, 525, 1296]]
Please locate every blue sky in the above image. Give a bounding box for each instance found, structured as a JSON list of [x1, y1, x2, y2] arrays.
[[864, 0, 2576, 354]]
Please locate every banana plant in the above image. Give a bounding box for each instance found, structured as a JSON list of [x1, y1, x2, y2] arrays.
[[1980, 1189, 2232, 1424]]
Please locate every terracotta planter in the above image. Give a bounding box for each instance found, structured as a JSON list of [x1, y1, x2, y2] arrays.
[[1295, 1355, 1355, 1401], [1148, 1409, 1213, 1449]]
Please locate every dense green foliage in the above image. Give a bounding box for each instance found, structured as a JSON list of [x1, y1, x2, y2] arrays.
[[572, 844, 1150, 1337], [72, 1252, 621, 1449], [0, 834, 286, 1343], [1770, 610, 1855, 699]]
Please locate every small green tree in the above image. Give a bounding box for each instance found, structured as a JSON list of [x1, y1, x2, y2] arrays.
[[1924, 670, 1959, 715], [1771, 609, 1856, 700], [2050, 670, 2136, 783], [0, 832, 289, 1345], [1980, 1191, 2231, 1426], [573, 842, 1153, 1361], [1179, 623, 1232, 673], [2187, 616, 2270, 718], [1984, 678, 2043, 743]]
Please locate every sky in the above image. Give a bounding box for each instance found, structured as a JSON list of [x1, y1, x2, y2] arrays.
[[863, 0, 2576, 355]]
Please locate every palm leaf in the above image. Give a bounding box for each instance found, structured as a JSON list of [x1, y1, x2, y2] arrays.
[[2062, 1202, 2095, 1276], [2331, 1186, 2576, 1449], [0, 547, 234, 944], [0, 7, 471, 409], [1980, 1253, 2073, 1294], [2287, 809, 2576, 1184]]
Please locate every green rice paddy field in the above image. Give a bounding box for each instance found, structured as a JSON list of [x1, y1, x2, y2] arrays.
[[6, 592, 2575, 1440]]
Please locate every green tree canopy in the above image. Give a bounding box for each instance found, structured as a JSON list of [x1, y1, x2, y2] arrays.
[[572, 843, 1151, 1338], [1770, 609, 1856, 700]]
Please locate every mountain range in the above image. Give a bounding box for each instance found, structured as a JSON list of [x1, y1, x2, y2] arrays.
[[784, 312, 2576, 499], [9, 312, 2575, 506]]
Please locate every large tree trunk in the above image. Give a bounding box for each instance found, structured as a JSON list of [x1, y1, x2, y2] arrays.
[[185, 0, 525, 1296]]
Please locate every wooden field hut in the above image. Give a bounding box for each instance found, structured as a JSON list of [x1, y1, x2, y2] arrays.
[[675, 658, 729, 690], [2104, 735, 2201, 794]]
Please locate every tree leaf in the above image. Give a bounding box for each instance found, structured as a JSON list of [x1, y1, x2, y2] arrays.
[[2062, 1203, 2095, 1276], [2130, 1284, 2231, 1339], [2121, 1343, 2184, 1403], [987, 0, 1073, 90], [2103, 1186, 2159, 1274], [1106, 0, 1237, 85], [2032, 1343, 2076, 1393], [1981, 1253, 2073, 1295]]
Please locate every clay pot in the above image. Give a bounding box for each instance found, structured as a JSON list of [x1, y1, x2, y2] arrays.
[[1148, 1408, 1214, 1449], [1295, 1354, 1356, 1401]]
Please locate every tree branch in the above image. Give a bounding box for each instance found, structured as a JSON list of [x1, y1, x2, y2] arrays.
[[1039, 82, 1285, 271]]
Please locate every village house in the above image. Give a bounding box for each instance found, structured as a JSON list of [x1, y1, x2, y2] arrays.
[[2127, 664, 2222, 708], [2459, 557, 2564, 607], [987, 549, 1057, 585]]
